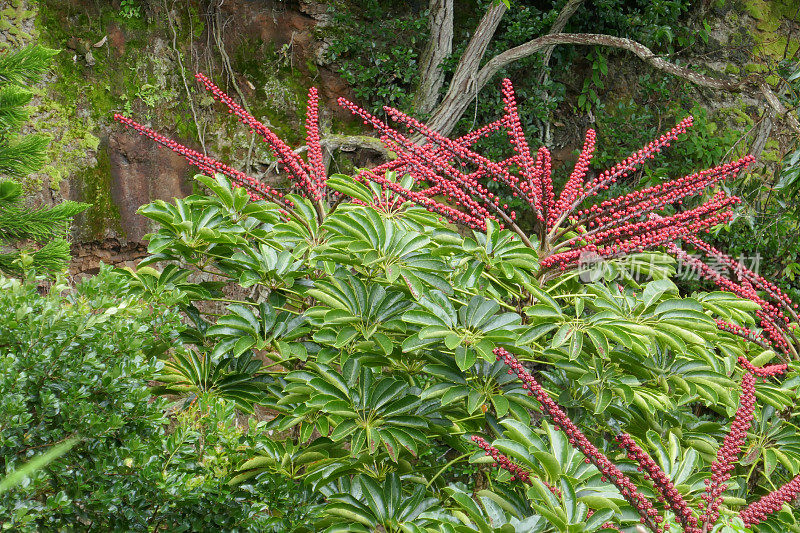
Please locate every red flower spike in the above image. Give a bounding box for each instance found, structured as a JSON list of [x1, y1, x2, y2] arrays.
[[737, 356, 787, 377], [670, 238, 798, 356], [699, 372, 756, 528], [194, 73, 322, 201], [581, 117, 694, 201], [470, 435, 533, 485], [739, 473, 800, 527], [537, 146, 555, 223], [542, 193, 740, 271], [113, 114, 287, 205], [616, 434, 700, 533], [501, 78, 544, 218], [491, 347, 662, 531], [305, 87, 326, 193], [550, 129, 596, 230]]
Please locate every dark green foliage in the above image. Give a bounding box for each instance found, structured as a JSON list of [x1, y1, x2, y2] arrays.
[[0, 45, 58, 178], [0, 270, 318, 532], [0, 45, 88, 276], [0, 134, 51, 179], [0, 180, 88, 276], [0, 45, 58, 87], [326, 2, 429, 116]]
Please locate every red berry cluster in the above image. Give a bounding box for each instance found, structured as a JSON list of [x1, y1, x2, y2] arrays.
[[739, 472, 800, 526], [304, 86, 327, 193], [194, 73, 325, 202], [470, 435, 532, 484], [491, 347, 662, 531], [716, 319, 772, 349], [737, 356, 787, 378], [671, 236, 799, 356], [616, 434, 699, 532], [541, 192, 740, 271], [699, 372, 755, 527]]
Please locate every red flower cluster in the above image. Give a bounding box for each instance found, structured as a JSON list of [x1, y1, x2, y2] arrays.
[[699, 372, 755, 527], [737, 356, 787, 378], [492, 347, 662, 531], [670, 236, 799, 357], [716, 319, 772, 349], [616, 434, 698, 532], [470, 435, 531, 483], [739, 473, 800, 527], [334, 79, 751, 270], [475, 348, 792, 531], [115, 73, 328, 204], [113, 114, 285, 204], [117, 74, 755, 280]]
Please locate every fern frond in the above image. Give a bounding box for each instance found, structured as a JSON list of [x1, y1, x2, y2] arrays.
[[0, 84, 33, 133], [0, 133, 51, 177], [0, 238, 72, 276], [0, 199, 89, 243], [0, 45, 59, 86]]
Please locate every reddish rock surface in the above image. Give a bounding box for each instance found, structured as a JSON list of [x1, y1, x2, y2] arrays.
[[107, 131, 194, 243]]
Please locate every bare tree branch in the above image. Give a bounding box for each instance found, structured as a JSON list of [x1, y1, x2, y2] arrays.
[[478, 33, 740, 91], [424, 29, 800, 139], [537, 0, 585, 84], [759, 81, 800, 136]]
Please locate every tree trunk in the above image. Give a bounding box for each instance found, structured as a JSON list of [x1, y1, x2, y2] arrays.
[[415, 5, 799, 141], [413, 0, 453, 115], [423, 2, 507, 137], [538, 0, 585, 83], [425, 32, 762, 140]]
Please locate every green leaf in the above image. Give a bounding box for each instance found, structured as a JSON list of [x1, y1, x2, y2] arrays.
[[455, 345, 477, 371], [532, 450, 561, 481], [327, 174, 374, 203], [0, 437, 79, 494], [491, 394, 509, 417]]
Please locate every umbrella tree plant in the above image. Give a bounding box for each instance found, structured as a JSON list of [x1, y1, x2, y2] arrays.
[[113, 73, 800, 531]]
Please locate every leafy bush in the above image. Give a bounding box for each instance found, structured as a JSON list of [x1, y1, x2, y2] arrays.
[[325, 1, 428, 116], [0, 271, 316, 531]]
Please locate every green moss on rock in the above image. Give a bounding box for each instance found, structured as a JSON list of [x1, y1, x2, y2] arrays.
[[70, 143, 123, 240]]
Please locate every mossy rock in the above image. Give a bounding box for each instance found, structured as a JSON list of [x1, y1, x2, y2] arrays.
[[724, 64, 740, 75], [70, 143, 123, 240], [744, 63, 768, 74]]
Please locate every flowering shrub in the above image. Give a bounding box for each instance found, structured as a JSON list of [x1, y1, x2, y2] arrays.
[[112, 73, 800, 531]]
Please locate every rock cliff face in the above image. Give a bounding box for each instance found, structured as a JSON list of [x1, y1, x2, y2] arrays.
[[14, 0, 349, 274], [107, 131, 194, 243]]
